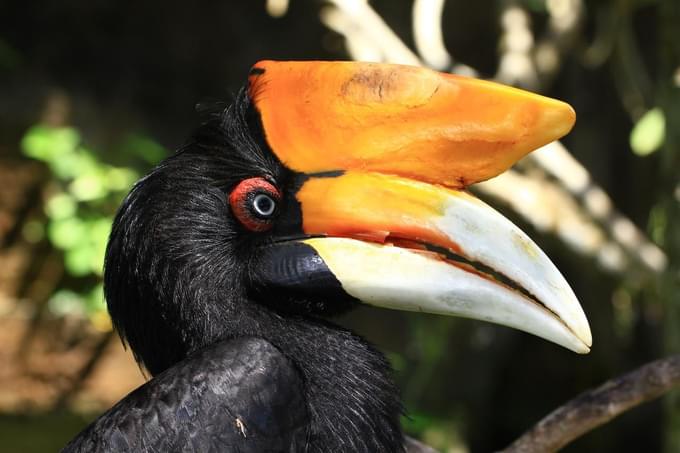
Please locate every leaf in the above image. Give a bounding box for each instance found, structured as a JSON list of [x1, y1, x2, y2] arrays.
[[45, 193, 77, 220], [48, 290, 86, 316], [121, 134, 167, 165], [88, 218, 112, 275], [64, 245, 96, 276], [630, 108, 665, 156], [105, 167, 139, 192], [47, 217, 86, 250], [85, 283, 106, 314], [49, 148, 98, 180], [68, 173, 108, 201], [21, 126, 80, 161]]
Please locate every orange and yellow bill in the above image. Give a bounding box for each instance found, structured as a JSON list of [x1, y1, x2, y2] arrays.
[[248, 60, 590, 354], [249, 60, 575, 188]]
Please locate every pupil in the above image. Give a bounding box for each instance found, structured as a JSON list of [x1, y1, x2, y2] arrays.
[[253, 194, 275, 216]]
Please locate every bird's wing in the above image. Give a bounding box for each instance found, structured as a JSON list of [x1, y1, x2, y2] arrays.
[[62, 337, 309, 453]]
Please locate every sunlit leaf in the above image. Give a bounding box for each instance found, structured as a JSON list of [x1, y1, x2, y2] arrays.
[[89, 217, 112, 243], [48, 289, 86, 316], [630, 107, 665, 156], [88, 217, 112, 275], [20, 121, 164, 326], [106, 167, 139, 192], [49, 148, 99, 180], [69, 173, 108, 201], [45, 192, 77, 220], [64, 244, 96, 276], [47, 217, 86, 250], [85, 283, 106, 314], [21, 126, 80, 161]]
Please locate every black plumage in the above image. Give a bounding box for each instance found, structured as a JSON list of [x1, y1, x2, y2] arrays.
[[64, 90, 426, 452], [64, 338, 308, 452]]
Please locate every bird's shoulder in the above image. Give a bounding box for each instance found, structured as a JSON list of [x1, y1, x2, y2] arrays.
[[62, 337, 309, 453]]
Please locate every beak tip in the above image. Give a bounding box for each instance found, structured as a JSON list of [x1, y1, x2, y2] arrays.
[[576, 345, 591, 354], [540, 99, 576, 144], [569, 319, 592, 353]]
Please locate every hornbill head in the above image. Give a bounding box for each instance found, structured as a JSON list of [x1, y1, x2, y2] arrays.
[[105, 61, 591, 377]]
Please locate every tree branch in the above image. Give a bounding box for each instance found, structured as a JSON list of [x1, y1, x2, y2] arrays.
[[320, 0, 666, 277], [499, 355, 680, 453]]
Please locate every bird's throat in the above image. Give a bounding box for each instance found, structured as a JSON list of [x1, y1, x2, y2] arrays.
[[235, 310, 406, 453]]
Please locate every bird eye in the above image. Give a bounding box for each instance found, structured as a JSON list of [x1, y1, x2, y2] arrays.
[[252, 193, 276, 217], [229, 177, 281, 232]]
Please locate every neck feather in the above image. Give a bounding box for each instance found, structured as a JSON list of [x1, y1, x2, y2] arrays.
[[209, 305, 405, 452], [271, 317, 405, 452]]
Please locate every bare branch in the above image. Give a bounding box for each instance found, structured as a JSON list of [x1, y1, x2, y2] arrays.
[[412, 0, 451, 70], [325, 0, 421, 66], [499, 355, 680, 453], [318, 0, 667, 276], [495, 3, 539, 89]]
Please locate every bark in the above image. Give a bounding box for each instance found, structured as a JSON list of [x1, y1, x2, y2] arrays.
[[500, 355, 680, 453]]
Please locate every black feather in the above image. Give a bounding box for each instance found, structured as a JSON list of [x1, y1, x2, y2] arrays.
[[77, 87, 408, 452], [63, 338, 308, 452]]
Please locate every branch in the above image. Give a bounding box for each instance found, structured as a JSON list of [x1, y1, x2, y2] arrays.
[[412, 0, 450, 70], [319, 0, 667, 277], [499, 355, 680, 453], [324, 0, 421, 66]]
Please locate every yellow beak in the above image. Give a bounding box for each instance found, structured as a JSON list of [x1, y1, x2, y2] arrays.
[[249, 60, 591, 353]]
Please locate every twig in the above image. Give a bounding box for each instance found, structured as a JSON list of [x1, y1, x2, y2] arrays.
[[499, 355, 680, 453]]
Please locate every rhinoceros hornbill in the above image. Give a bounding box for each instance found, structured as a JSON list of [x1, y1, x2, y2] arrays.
[[63, 61, 592, 453]]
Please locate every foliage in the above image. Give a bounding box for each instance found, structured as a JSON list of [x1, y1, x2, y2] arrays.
[[21, 125, 165, 326], [630, 108, 666, 156]]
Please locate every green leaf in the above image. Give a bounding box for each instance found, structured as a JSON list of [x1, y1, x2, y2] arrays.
[[47, 217, 86, 250], [122, 134, 167, 165], [401, 413, 435, 434], [49, 148, 99, 180], [21, 126, 80, 161], [630, 108, 665, 156], [85, 284, 106, 314], [105, 167, 139, 192], [64, 245, 96, 276], [45, 193, 77, 220], [88, 218, 112, 275], [68, 173, 108, 201]]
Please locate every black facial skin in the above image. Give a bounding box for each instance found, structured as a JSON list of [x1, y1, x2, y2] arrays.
[[104, 89, 404, 452]]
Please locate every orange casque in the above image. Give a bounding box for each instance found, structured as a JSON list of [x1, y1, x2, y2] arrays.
[[247, 60, 575, 189]]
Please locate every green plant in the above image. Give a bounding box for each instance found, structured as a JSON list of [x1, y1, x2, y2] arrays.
[[21, 125, 165, 328]]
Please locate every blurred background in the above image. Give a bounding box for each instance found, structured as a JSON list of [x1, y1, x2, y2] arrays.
[[0, 0, 678, 451]]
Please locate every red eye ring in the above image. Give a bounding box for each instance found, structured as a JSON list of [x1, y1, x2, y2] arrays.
[[229, 177, 281, 232]]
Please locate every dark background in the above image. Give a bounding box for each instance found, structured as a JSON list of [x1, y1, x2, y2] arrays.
[[0, 0, 678, 451]]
